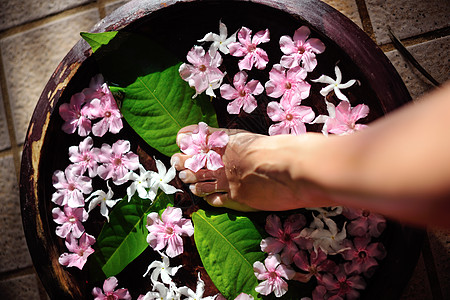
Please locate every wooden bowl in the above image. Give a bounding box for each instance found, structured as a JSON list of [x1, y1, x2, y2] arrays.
[[20, 0, 423, 299]]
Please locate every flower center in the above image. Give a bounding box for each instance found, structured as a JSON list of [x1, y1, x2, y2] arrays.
[[239, 90, 247, 97], [362, 210, 370, 217], [114, 158, 122, 166], [358, 251, 367, 259], [83, 154, 90, 162], [68, 183, 76, 191], [285, 82, 292, 90], [247, 44, 257, 52], [282, 232, 291, 242], [105, 111, 112, 118], [298, 46, 305, 54], [106, 294, 118, 300], [165, 226, 174, 235], [339, 280, 351, 293], [269, 271, 279, 281], [69, 217, 77, 223], [309, 265, 318, 275], [286, 114, 294, 121], [199, 64, 207, 72]]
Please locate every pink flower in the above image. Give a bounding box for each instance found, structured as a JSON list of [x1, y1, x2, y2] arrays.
[[317, 267, 366, 300], [253, 254, 295, 297], [265, 64, 311, 105], [260, 214, 306, 264], [97, 140, 139, 185], [85, 88, 123, 137], [146, 206, 194, 258], [325, 101, 369, 135], [58, 232, 95, 270], [52, 206, 88, 238], [292, 249, 337, 281], [220, 71, 264, 114], [342, 207, 386, 238], [51, 165, 93, 208], [59, 92, 91, 136], [83, 74, 108, 100], [341, 237, 386, 276], [267, 100, 315, 136], [179, 46, 225, 98], [68, 136, 100, 177], [279, 26, 325, 71], [179, 122, 229, 172], [228, 27, 270, 70], [92, 276, 131, 300]]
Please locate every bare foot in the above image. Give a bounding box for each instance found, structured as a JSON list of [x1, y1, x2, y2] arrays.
[[170, 124, 332, 211]]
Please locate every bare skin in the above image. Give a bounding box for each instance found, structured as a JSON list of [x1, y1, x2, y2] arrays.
[[171, 82, 450, 228]]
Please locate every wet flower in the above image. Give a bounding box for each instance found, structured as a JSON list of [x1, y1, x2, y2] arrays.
[[143, 251, 182, 284], [220, 71, 264, 114], [92, 276, 131, 300], [228, 27, 270, 70], [139, 282, 180, 300], [179, 122, 229, 172], [265, 65, 311, 105], [52, 206, 88, 238], [68, 136, 100, 178], [58, 232, 95, 270], [253, 254, 295, 297], [146, 206, 194, 258], [342, 207, 386, 238], [97, 140, 140, 185], [179, 46, 225, 98], [260, 214, 306, 264], [86, 93, 123, 137], [59, 92, 92, 136], [147, 159, 182, 201], [198, 20, 237, 56], [317, 267, 366, 300], [124, 164, 153, 201], [179, 272, 216, 300], [279, 26, 325, 72], [51, 165, 92, 208], [341, 237, 386, 276], [292, 248, 337, 281], [85, 181, 121, 222], [305, 207, 343, 219], [267, 100, 315, 136], [234, 293, 254, 300], [311, 65, 356, 101], [309, 216, 348, 255]]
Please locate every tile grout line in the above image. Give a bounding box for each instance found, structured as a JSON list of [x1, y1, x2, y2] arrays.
[[355, 0, 376, 42], [0, 266, 36, 281], [379, 26, 450, 52]]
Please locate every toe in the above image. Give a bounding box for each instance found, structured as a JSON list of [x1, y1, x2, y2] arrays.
[[189, 182, 226, 196], [204, 193, 259, 212], [178, 169, 221, 183], [170, 153, 190, 171]]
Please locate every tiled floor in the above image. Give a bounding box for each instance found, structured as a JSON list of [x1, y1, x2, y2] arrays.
[[0, 0, 448, 299]]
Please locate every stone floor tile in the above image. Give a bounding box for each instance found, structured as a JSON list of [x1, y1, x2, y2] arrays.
[[400, 252, 433, 299], [321, 0, 362, 29], [0, 154, 32, 272], [0, 9, 100, 144], [384, 36, 449, 100], [428, 228, 450, 300], [0, 85, 11, 151], [105, 0, 132, 16], [0, 273, 41, 300], [0, 0, 95, 31], [366, 0, 450, 45]]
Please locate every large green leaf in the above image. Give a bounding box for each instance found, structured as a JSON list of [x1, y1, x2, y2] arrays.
[[192, 209, 265, 299], [80, 31, 118, 53], [88, 31, 218, 156], [90, 192, 173, 279]]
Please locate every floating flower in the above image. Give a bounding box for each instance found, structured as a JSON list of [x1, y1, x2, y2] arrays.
[[146, 206, 194, 258], [92, 276, 131, 300], [179, 122, 229, 172], [279, 26, 325, 72], [228, 27, 270, 70], [267, 100, 315, 136], [179, 46, 225, 98], [261, 214, 306, 264], [311, 65, 356, 101], [198, 20, 237, 56], [85, 181, 120, 222], [51, 165, 92, 208], [179, 273, 216, 300], [139, 282, 180, 300], [85, 88, 123, 137], [97, 140, 140, 185], [309, 216, 348, 255], [220, 71, 264, 114], [52, 206, 88, 239], [313, 100, 369, 136], [317, 267, 366, 300], [58, 232, 95, 270], [68, 136, 99, 178], [341, 237, 386, 276], [305, 207, 343, 219], [59, 92, 91, 136], [253, 254, 295, 297], [147, 159, 182, 200], [342, 207, 386, 238], [124, 164, 153, 201], [292, 248, 337, 281], [143, 251, 182, 284], [234, 293, 254, 300], [265, 65, 311, 105]]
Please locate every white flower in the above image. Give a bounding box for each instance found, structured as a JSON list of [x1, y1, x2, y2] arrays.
[[198, 20, 237, 56], [310, 216, 348, 255], [143, 251, 182, 284], [140, 282, 180, 300], [305, 206, 343, 219], [311, 100, 335, 136], [85, 181, 120, 222], [311, 65, 356, 101], [205, 72, 225, 98], [148, 159, 182, 200], [124, 164, 153, 201], [178, 273, 217, 300]]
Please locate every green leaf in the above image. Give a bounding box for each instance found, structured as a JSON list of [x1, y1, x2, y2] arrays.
[[192, 209, 265, 299], [90, 192, 173, 279], [80, 31, 118, 53], [91, 32, 218, 157]]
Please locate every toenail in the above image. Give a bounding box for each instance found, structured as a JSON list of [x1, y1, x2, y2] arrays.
[[176, 133, 188, 145], [178, 170, 187, 181], [170, 156, 180, 167], [189, 184, 196, 194]]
